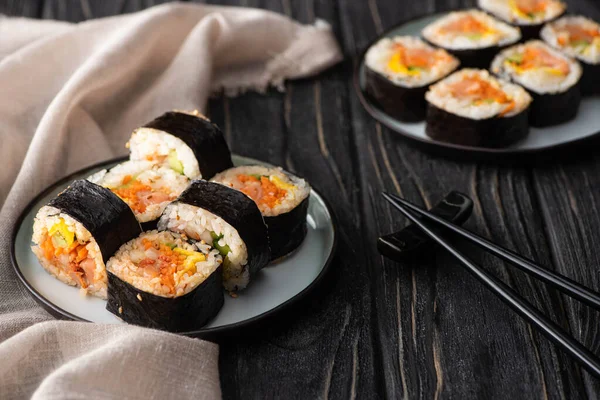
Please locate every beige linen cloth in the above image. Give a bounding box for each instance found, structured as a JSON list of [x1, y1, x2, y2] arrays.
[[0, 3, 342, 399]]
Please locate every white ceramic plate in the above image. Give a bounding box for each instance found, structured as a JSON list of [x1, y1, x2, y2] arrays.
[[354, 12, 600, 155], [11, 155, 337, 335]]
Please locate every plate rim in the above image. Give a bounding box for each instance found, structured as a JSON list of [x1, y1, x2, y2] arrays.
[[10, 155, 338, 336], [353, 10, 600, 157]]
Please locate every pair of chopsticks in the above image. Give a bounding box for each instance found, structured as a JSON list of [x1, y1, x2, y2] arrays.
[[383, 192, 600, 378]]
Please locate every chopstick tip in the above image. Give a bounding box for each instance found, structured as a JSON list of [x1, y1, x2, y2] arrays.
[[382, 192, 394, 202]]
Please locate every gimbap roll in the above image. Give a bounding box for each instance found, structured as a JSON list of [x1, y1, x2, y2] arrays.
[[363, 36, 460, 122], [158, 180, 270, 292], [128, 110, 233, 180], [211, 166, 311, 261], [88, 160, 189, 229], [31, 180, 142, 298], [106, 230, 224, 332], [491, 40, 582, 126], [422, 10, 521, 68], [541, 16, 600, 95], [479, 0, 566, 40], [425, 69, 532, 147]]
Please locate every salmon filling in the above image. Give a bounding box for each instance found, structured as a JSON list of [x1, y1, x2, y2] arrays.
[[440, 15, 496, 38], [237, 174, 289, 211], [40, 219, 96, 288], [445, 73, 516, 116], [107, 230, 222, 297], [504, 45, 570, 75], [387, 44, 455, 75], [137, 238, 206, 295], [557, 24, 600, 47], [110, 174, 175, 214], [510, 0, 550, 18]]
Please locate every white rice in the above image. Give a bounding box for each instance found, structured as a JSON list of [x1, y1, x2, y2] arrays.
[[211, 166, 310, 217], [478, 0, 566, 25], [88, 160, 189, 223], [31, 206, 107, 298], [158, 203, 249, 291], [422, 9, 521, 49], [106, 230, 221, 298], [425, 68, 532, 119], [541, 16, 600, 64], [128, 128, 201, 179], [491, 40, 582, 94], [364, 36, 460, 87]]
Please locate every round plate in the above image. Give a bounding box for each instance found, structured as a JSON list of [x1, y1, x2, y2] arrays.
[[354, 12, 600, 156], [11, 155, 337, 336]]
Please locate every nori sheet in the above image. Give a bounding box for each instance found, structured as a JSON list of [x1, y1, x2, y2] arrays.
[[106, 267, 223, 332], [364, 67, 432, 122], [174, 180, 271, 277], [423, 37, 518, 69], [512, 12, 565, 42], [580, 61, 600, 96], [425, 103, 529, 148], [266, 196, 309, 261], [48, 180, 142, 263], [140, 220, 158, 232], [445, 45, 506, 69], [528, 81, 581, 127], [143, 112, 233, 180]]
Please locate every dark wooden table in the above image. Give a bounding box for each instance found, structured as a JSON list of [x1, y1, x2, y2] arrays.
[[4, 0, 600, 398]]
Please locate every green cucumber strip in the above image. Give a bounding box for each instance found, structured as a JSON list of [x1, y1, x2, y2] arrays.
[[249, 174, 269, 180], [571, 39, 590, 48], [210, 231, 231, 256], [506, 53, 524, 64], [168, 150, 185, 175]]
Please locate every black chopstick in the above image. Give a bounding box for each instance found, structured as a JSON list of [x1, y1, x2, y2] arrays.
[[382, 192, 600, 378], [386, 192, 600, 311]]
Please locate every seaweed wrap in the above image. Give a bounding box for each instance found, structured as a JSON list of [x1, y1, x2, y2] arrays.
[[478, 0, 566, 40], [106, 230, 224, 332], [158, 180, 270, 292], [363, 36, 460, 122], [491, 40, 582, 126], [212, 165, 311, 261], [31, 180, 142, 298], [88, 160, 190, 230], [422, 10, 521, 68], [541, 16, 600, 95], [425, 69, 532, 147], [128, 110, 233, 180]]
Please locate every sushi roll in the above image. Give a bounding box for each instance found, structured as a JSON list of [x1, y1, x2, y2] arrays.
[[88, 160, 190, 230], [478, 0, 566, 40], [491, 40, 582, 126], [106, 230, 224, 332], [363, 36, 460, 122], [31, 180, 142, 298], [158, 180, 270, 292], [541, 16, 600, 95], [422, 10, 521, 68], [211, 166, 311, 261], [425, 69, 532, 147], [128, 110, 233, 180]]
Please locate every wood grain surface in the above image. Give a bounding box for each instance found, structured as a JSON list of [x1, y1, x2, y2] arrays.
[[2, 0, 600, 398]]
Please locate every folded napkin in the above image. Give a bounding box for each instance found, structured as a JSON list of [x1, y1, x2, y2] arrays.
[[0, 3, 342, 398]]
